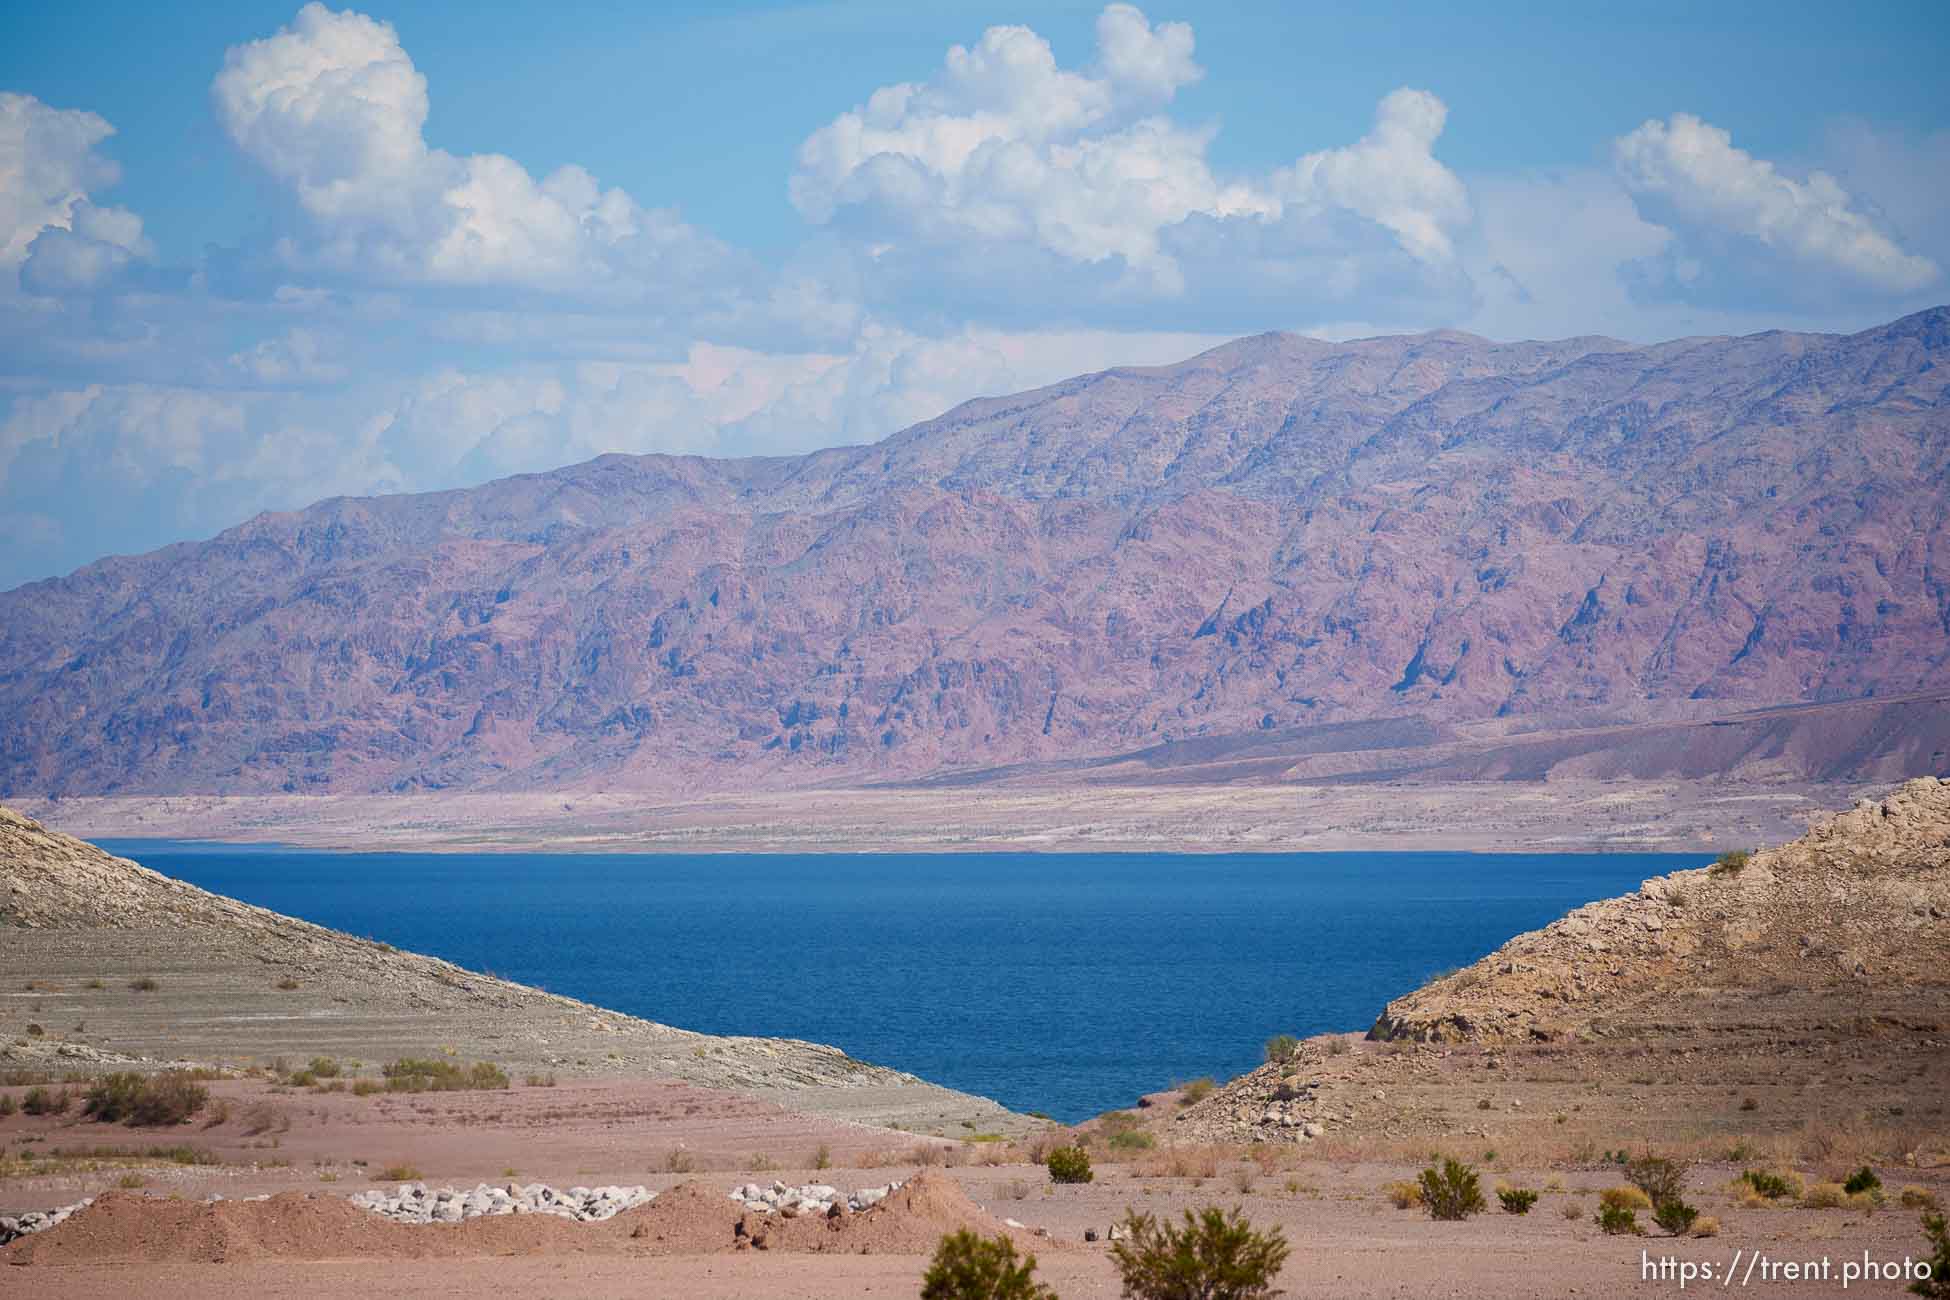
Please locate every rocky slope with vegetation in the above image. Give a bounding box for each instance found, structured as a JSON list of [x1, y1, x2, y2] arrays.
[[0, 804, 1022, 1134], [1368, 775, 1950, 1044], [2, 310, 1946, 797], [1171, 777, 1950, 1148]]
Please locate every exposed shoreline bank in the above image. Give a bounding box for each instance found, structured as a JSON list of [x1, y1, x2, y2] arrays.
[[13, 777, 1878, 856]]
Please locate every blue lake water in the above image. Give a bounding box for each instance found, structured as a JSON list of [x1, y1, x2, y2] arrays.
[[100, 843, 1697, 1122]]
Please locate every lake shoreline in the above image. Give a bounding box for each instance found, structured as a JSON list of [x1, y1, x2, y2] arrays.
[[14, 775, 1872, 857]]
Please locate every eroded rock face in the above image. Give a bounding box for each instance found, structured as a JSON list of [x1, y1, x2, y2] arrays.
[[1368, 776, 1950, 1045], [2, 312, 1947, 796]]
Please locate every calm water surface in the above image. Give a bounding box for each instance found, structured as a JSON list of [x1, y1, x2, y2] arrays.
[[101, 843, 1696, 1121]]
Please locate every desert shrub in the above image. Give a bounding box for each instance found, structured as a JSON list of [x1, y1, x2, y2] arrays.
[[1802, 1182, 1847, 1209], [1913, 1212, 1950, 1299], [1598, 1204, 1642, 1235], [1562, 1200, 1584, 1221], [1692, 1215, 1721, 1238], [1418, 1158, 1485, 1221], [1046, 1146, 1093, 1185], [1383, 1180, 1421, 1210], [1180, 1078, 1216, 1105], [349, 1079, 384, 1097], [1108, 1206, 1289, 1300], [380, 1163, 422, 1181], [0, 1093, 13, 1116], [83, 1072, 209, 1126], [663, 1149, 696, 1174], [1709, 849, 1751, 876], [1740, 1169, 1798, 1200], [1497, 1186, 1538, 1215], [1845, 1166, 1883, 1196], [22, 1085, 67, 1116], [1601, 1186, 1653, 1213], [380, 1058, 509, 1092], [523, 1072, 557, 1088], [1900, 1186, 1941, 1211], [1264, 1035, 1299, 1065], [1626, 1154, 1687, 1205], [1653, 1196, 1699, 1237], [128, 976, 159, 992], [1109, 1129, 1155, 1151], [814, 1143, 832, 1170], [308, 1057, 341, 1079], [921, 1229, 1057, 1300], [275, 977, 301, 991]]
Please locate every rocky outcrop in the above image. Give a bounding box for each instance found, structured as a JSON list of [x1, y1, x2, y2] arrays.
[[1369, 776, 1950, 1044], [2, 311, 1947, 796]]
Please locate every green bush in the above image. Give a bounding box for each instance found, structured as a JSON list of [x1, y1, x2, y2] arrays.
[[1179, 1078, 1216, 1105], [1497, 1186, 1538, 1215], [308, 1057, 342, 1079], [380, 1058, 510, 1092], [1626, 1154, 1687, 1206], [0, 1093, 14, 1117], [1844, 1166, 1882, 1196], [1598, 1204, 1642, 1235], [1419, 1158, 1486, 1221], [82, 1071, 209, 1126], [21, 1085, 68, 1116], [1741, 1169, 1793, 1200], [1709, 849, 1751, 876], [1108, 1129, 1155, 1151], [1108, 1206, 1289, 1300], [1263, 1034, 1299, 1065], [920, 1229, 1057, 1300], [1046, 1145, 1093, 1184], [1913, 1212, 1949, 1299], [1653, 1196, 1699, 1237]]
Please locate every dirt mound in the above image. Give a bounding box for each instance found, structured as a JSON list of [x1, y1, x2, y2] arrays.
[[787, 1169, 1053, 1256], [1369, 776, 1950, 1044], [4, 1192, 426, 1266], [2, 1174, 1051, 1266], [605, 1180, 747, 1254], [622, 1171, 1051, 1257]]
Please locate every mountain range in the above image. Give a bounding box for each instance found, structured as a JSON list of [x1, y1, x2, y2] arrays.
[[2, 308, 1946, 797]]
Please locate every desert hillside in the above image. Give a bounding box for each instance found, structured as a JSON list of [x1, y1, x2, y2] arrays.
[[1372, 774, 1950, 1043], [3, 310, 1946, 797], [0, 804, 1020, 1134], [1171, 777, 1949, 1148]]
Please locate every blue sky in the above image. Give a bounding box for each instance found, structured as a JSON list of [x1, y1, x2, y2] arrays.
[[2, 1, 1947, 588]]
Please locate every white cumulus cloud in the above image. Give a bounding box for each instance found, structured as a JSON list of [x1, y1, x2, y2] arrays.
[[0, 92, 151, 292], [1275, 89, 1471, 263], [213, 3, 742, 296], [789, 5, 1466, 302], [1614, 113, 1938, 294]]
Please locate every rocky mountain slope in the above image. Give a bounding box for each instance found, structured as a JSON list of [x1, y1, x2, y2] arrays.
[[2, 309, 1946, 796], [0, 804, 1022, 1133], [1172, 777, 1950, 1146], [1369, 775, 1950, 1044]]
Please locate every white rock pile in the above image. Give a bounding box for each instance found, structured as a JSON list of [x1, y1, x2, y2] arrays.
[[0, 1197, 93, 1245], [348, 1181, 657, 1224], [726, 1178, 904, 1217]]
